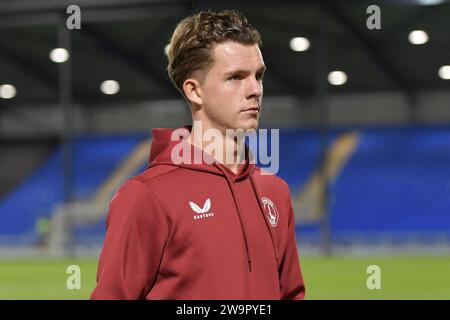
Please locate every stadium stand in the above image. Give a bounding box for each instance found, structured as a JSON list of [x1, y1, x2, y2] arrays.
[[0, 134, 147, 245], [1, 126, 450, 249]]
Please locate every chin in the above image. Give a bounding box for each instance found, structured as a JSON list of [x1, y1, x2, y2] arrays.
[[238, 121, 258, 131], [247, 118, 259, 129]]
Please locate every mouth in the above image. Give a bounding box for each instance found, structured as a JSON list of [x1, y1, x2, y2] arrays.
[[241, 105, 260, 114]]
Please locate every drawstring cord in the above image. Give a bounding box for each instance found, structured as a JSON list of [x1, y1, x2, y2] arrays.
[[216, 165, 253, 273]]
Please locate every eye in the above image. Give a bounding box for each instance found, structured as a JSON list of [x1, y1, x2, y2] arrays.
[[229, 75, 243, 81]]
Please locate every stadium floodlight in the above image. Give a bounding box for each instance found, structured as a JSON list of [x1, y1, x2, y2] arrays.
[[408, 30, 429, 45], [328, 71, 348, 86], [289, 37, 310, 52], [164, 44, 170, 56], [101, 80, 120, 95], [417, 0, 444, 5], [438, 65, 450, 80], [0, 84, 16, 99], [49, 48, 70, 63]]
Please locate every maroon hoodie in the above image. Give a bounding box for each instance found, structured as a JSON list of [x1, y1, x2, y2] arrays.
[[91, 127, 305, 300]]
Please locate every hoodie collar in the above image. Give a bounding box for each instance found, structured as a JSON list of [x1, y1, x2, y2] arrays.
[[147, 126, 255, 181]]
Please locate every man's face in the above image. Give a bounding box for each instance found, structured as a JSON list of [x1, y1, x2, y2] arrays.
[[198, 41, 265, 132]]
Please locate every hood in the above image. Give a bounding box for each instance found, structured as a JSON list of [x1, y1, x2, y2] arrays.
[[147, 126, 255, 181], [145, 126, 279, 272]]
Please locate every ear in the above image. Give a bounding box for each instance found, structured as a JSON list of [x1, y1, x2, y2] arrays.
[[182, 78, 203, 106]]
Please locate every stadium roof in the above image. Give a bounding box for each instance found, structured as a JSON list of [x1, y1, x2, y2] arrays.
[[0, 0, 449, 106]]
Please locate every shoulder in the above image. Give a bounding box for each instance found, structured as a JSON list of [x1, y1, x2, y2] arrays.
[[113, 165, 177, 199], [133, 164, 180, 184], [107, 166, 180, 226], [111, 164, 190, 206], [253, 167, 290, 192], [110, 165, 179, 207]]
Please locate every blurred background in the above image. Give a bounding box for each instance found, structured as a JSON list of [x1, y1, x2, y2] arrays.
[[1, 0, 450, 299]]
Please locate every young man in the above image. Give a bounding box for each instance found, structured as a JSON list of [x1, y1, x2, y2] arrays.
[[91, 9, 305, 300]]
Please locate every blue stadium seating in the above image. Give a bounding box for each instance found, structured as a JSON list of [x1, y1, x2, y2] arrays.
[[2, 126, 450, 246], [296, 126, 450, 244], [330, 126, 450, 243], [0, 134, 146, 244]]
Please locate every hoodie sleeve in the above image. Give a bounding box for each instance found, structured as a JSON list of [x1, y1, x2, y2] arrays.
[[279, 182, 306, 300], [91, 178, 170, 300]]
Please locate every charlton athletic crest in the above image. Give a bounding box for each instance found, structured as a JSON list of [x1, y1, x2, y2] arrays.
[[261, 197, 279, 228]]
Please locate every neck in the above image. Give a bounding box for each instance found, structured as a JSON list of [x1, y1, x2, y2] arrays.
[[186, 121, 246, 174]]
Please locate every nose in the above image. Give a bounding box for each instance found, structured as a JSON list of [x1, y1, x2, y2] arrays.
[[246, 77, 263, 100]]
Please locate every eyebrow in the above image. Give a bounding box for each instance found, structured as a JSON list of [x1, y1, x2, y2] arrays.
[[224, 65, 266, 77]]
